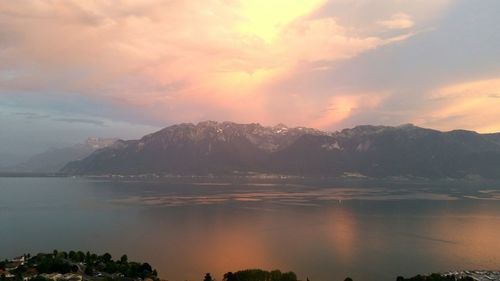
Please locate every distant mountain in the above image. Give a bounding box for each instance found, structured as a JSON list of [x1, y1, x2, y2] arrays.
[[0, 152, 27, 171], [484, 132, 500, 145], [12, 138, 118, 173], [61, 122, 500, 179], [61, 121, 325, 175]]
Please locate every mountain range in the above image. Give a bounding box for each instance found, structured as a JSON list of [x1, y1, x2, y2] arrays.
[[60, 121, 500, 179], [6, 138, 118, 173]]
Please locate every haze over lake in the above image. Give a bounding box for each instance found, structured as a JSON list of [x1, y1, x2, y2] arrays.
[[1, 177, 500, 281]]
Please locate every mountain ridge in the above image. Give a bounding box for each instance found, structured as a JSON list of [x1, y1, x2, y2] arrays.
[[61, 121, 500, 179], [7, 138, 118, 173]]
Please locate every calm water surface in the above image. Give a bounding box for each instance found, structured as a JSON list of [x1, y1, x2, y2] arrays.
[[1, 177, 500, 281]]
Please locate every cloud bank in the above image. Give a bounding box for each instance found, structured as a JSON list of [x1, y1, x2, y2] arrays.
[[1, 0, 500, 136]]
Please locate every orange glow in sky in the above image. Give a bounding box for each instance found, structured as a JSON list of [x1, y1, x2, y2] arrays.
[[1, 0, 500, 133]]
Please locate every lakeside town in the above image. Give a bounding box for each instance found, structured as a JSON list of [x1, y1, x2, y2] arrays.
[[2, 251, 500, 281], [0, 251, 300, 281], [442, 271, 500, 281], [0, 251, 158, 281]]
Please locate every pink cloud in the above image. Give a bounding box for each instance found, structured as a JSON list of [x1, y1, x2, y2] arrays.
[[377, 13, 414, 29], [0, 0, 435, 128], [415, 78, 500, 132]]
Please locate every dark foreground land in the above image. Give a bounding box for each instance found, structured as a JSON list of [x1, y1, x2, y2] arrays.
[[0, 251, 157, 281], [1, 251, 497, 281]]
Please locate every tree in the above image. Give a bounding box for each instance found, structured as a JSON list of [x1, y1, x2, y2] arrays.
[[228, 269, 298, 281], [120, 255, 128, 264], [344, 278, 353, 281], [280, 271, 297, 281], [84, 266, 94, 276], [76, 251, 85, 263], [223, 272, 235, 281], [68, 251, 76, 262], [203, 273, 214, 281], [140, 263, 152, 273], [102, 253, 112, 263]]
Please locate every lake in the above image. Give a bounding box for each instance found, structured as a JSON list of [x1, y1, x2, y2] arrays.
[[1, 177, 500, 281]]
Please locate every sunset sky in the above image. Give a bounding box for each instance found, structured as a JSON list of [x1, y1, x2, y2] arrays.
[[1, 0, 500, 159]]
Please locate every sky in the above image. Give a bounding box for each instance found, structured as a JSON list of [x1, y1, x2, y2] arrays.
[[1, 0, 500, 160]]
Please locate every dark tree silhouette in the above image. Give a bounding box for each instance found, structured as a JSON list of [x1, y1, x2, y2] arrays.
[[204, 273, 214, 281], [223, 272, 235, 281], [101, 253, 112, 263]]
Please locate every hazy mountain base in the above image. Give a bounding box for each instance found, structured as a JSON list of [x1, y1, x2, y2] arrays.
[[1, 138, 118, 173], [62, 122, 500, 179]]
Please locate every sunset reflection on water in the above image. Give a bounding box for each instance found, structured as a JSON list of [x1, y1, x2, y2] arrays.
[[2, 178, 500, 281]]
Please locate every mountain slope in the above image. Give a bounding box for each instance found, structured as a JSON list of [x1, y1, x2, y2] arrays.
[[13, 138, 117, 173], [270, 125, 500, 178], [62, 121, 326, 174], [61, 122, 500, 178]]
